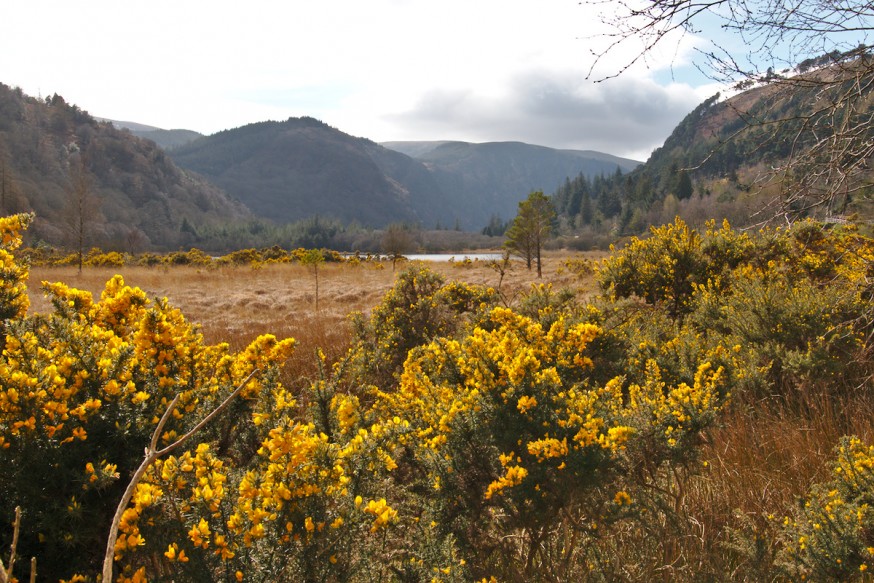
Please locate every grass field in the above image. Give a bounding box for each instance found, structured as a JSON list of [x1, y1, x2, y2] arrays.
[[28, 252, 601, 379]]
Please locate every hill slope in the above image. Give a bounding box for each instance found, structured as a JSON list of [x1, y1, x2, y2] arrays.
[[171, 124, 642, 231], [384, 140, 641, 226], [0, 84, 249, 250], [169, 117, 449, 228], [98, 120, 204, 151], [550, 70, 874, 240]]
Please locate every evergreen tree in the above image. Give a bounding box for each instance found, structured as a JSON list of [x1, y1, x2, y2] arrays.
[[504, 191, 555, 278], [579, 190, 594, 225], [676, 169, 694, 200]]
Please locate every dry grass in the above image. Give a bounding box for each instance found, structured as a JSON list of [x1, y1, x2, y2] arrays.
[[670, 385, 874, 576], [27, 251, 601, 382]]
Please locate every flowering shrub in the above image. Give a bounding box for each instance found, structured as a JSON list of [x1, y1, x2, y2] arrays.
[[0, 214, 297, 580], [0, 213, 32, 321], [163, 248, 214, 266], [347, 266, 499, 389], [778, 436, 874, 581], [601, 217, 874, 395], [598, 217, 711, 316], [84, 249, 128, 267], [375, 305, 730, 578]]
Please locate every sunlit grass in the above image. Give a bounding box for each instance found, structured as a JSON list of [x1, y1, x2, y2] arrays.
[[28, 251, 599, 383]]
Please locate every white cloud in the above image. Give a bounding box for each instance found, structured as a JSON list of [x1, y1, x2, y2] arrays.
[[1, 0, 720, 158]]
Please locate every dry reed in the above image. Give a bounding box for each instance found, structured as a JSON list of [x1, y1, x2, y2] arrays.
[[27, 252, 595, 382]]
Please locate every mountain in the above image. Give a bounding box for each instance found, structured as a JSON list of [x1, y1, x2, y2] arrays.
[[384, 140, 639, 170], [383, 141, 641, 227], [0, 84, 249, 250], [630, 71, 873, 222], [169, 117, 452, 228], [549, 68, 874, 243], [106, 120, 204, 150], [170, 123, 642, 231]]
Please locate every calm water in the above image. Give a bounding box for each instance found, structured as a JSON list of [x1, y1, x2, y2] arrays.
[[406, 253, 504, 262], [345, 252, 507, 262]]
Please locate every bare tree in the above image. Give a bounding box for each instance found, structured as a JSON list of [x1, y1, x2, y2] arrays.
[[381, 223, 416, 271], [66, 153, 99, 273], [586, 0, 874, 220]]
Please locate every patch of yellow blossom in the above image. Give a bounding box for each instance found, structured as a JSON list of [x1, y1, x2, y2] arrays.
[[485, 462, 528, 500], [115, 482, 163, 559], [362, 497, 398, 532]]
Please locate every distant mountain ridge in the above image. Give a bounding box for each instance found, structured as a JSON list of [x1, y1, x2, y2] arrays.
[[169, 117, 450, 228], [383, 141, 640, 227], [170, 123, 641, 230], [105, 119, 204, 151], [0, 82, 647, 251], [383, 140, 639, 169]]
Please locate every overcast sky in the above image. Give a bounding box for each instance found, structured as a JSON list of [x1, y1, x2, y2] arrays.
[[2, 0, 723, 161]]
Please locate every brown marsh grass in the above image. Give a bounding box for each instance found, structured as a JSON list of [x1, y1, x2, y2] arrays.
[[27, 252, 600, 383]]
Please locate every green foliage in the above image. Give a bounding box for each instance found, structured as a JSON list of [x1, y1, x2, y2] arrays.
[[598, 217, 711, 316], [347, 266, 499, 390], [505, 190, 556, 277], [777, 436, 874, 580]]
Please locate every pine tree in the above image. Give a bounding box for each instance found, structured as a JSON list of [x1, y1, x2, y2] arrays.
[[504, 191, 555, 278]]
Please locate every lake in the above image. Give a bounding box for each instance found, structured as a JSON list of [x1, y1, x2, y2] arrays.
[[405, 253, 505, 262]]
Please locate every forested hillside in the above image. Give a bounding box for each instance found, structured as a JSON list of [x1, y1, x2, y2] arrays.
[[550, 73, 874, 247], [169, 118, 452, 229], [0, 84, 249, 250], [384, 140, 640, 229]]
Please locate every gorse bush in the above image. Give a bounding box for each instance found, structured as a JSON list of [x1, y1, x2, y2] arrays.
[[377, 306, 731, 579], [347, 265, 499, 390], [0, 214, 297, 580], [777, 436, 874, 581], [601, 217, 874, 396], [598, 217, 711, 317], [20, 244, 356, 270], [1, 214, 872, 581]]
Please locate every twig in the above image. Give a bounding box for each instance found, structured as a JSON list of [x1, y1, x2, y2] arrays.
[[0, 507, 21, 583], [102, 369, 259, 582]]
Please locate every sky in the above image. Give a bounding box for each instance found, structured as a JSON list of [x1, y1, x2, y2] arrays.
[[2, 0, 724, 161]]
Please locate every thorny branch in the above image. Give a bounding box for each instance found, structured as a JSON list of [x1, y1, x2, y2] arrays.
[[102, 368, 259, 582]]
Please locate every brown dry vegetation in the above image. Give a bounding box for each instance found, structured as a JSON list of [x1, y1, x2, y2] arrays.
[[27, 251, 602, 382]]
